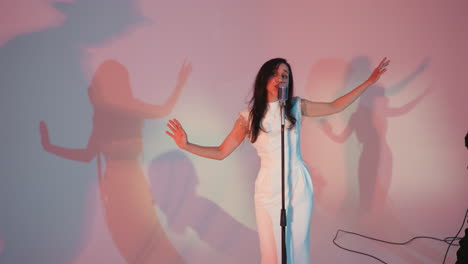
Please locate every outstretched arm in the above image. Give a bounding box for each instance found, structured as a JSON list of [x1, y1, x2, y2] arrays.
[[166, 115, 248, 160], [386, 87, 431, 117], [95, 61, 192, 119], [320, 118, 353, 143], [302, 57, 390, 117], [386, 57, 428, 95], [153, 60, 192, 117], [39, 121, 98, 162]]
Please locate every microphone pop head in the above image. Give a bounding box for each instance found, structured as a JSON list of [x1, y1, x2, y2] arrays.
[[278, 82, 288, 104]]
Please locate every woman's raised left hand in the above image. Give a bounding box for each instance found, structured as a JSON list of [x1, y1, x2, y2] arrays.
[[367, 57, 390, 84]]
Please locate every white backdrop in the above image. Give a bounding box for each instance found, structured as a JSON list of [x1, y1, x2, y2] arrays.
[[1, 0, 467, 263]]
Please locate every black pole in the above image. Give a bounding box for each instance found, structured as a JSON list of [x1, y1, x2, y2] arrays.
[[280, 104, 287, 264]]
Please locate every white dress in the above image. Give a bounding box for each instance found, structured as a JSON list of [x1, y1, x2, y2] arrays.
[[240, 97, 314, 264]]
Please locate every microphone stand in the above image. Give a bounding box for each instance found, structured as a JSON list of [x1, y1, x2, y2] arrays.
[[280, 100, 287, 264]]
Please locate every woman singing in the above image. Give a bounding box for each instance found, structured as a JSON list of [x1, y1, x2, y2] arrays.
[[166, 57, 389, 263]]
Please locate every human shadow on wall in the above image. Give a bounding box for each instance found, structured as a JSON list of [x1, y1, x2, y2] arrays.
[[39, 60, 191, 263], [0, 1, 142, 264], [320, 56, 430, 216], [320, 57, 452, 263], [148, 150, 260, 264]]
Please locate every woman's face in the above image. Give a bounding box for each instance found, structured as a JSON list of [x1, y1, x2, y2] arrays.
[[266, 63, 290, 102]]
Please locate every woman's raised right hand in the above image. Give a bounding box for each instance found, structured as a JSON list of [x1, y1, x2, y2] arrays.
[[166, 118, 188, 149]]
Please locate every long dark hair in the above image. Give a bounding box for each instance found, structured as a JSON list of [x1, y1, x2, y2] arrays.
[[248, 58, 296, 143]]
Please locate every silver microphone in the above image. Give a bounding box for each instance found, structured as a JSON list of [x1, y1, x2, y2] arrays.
[[278, 82, 288, 105]]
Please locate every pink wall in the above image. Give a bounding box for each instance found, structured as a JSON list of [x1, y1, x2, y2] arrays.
[[0, 0, 466, 263]]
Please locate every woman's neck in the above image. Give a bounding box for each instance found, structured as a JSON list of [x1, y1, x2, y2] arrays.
[[267, 94, 279, 103]]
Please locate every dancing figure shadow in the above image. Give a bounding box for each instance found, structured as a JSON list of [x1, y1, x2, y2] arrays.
[[321, 57, 455, 263], [0, 1, 143, 263], [39, 60, 191, 264], [148, 150, 260, 264], [320, 56, 430, 215]]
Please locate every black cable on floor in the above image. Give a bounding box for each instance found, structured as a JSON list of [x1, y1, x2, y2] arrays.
[[443, 209, 468, 264], [332, 208, 468, 264]]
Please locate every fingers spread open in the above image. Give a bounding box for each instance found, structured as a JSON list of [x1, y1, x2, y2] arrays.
[[378, 57, 390, 71], [173, 119, 182, 128], [378, 57, 386, 68], [167, 122, 177, 133], [165, 131, 175, 138]]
